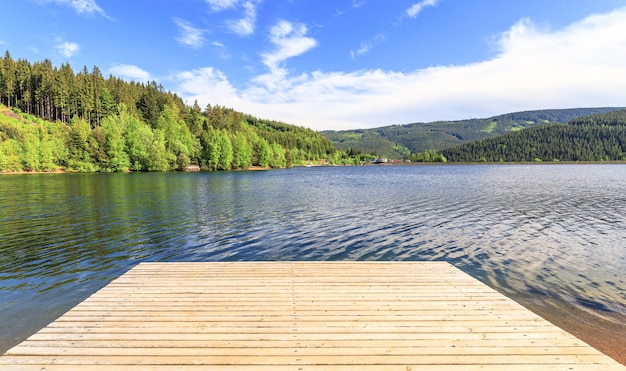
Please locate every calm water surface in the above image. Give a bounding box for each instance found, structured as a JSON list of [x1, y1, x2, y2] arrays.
[[0, 165, 625, 353]]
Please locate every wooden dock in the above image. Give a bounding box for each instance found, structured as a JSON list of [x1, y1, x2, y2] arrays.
[[1, 262, 623, 370]]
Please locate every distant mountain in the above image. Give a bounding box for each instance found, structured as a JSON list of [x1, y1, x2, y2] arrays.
[[321, 108, 625, 158], [442, 109, 626, 162]]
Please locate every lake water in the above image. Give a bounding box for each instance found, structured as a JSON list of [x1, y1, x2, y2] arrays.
[[0, 165, 625, 356]]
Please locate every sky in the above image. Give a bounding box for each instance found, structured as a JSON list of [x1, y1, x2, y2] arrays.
[[2, 0, 626, 131]]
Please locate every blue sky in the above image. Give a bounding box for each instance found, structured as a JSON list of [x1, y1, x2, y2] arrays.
[[2, 1, 626, 130]]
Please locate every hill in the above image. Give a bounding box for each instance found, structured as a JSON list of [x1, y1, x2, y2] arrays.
[[442, 110, 626, 162], [0, 51, 346, 173], [321, 108, 625, 159]]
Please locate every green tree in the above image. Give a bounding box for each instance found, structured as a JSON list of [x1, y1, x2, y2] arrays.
[[0, 139, 23, 171], [217, 130, 233, 170], [255, 136, 271, 168], [156, 104, 198, 170], [66, 116, 97, 172], [124, 111, 154, 171], [203, 128, 233, 171], [187, 100, 205, 138], [38, 126, 56, 171], [15, 59, 33, 114], [232, 131, 252, 169], [147, 130, 170, 171], [101, 109, 130, 172], [137, 81, 163, 128], [269, 143, 286, 168], [0, 146, 7, 171], [21, 131, 41, 171], [91, 66, 104, 126], [32, 59, 55, 121], [1, 51, 16, 107], [100, 87, 117, 119], [55, 63, 75, 123], [77, 67, 94, 123], [203, 128, 219, 171]]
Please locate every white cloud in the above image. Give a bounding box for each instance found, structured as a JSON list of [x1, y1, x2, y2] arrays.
[[351, 33, 386, 59], [211, 42, 231, 59], [40, 0, 109, 18], [205, 0, 238, 11], [56, 40, 80, 58], [251, 20, 318, 93], [352, 0, 366, 9], [204, 0, 260, 36], [174, 18, 207, 48], [261, 20, 317, 71], [334, 0, 366, 17], [174, 67, 241, 106], [407, 0, 440, 18], [109, 64, 152, 82], [226, 0, 258, 36], [175, 8, 626, 131]]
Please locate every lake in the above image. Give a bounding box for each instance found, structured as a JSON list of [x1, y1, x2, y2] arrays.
[[0, 164, 625, 359]]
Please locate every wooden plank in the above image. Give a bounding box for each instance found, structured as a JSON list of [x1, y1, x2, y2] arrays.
[[4, 345, 610, 357], [0, 262, 623, 370], [0, 354, 619, 365], [14, 338, 594, 348], [26, 330, 590, 341], [0, 366, 621, 371]]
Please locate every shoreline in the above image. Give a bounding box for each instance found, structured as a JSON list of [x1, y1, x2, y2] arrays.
[[528, 300, 626, 365], [2, 161, 625, 175]]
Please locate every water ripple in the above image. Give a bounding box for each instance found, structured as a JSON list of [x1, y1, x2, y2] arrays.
[[1, 166, 625, 353]]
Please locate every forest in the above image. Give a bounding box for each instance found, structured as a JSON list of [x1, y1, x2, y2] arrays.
[[3, 50, 625, 171], [322, 107, 624, 159], [0, 51, 351, 173], [441, 110, 626, 162]]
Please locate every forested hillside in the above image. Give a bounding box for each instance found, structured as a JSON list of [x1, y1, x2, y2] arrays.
[[0, 51, 344, 172], [442, 110, 626, 162], [322, 108, 624, 159]]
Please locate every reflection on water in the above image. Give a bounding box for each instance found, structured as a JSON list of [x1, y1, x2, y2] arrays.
[[0, 165, 625, 353]]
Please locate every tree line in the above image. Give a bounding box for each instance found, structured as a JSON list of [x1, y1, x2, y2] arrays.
[[0, 51, 349, 172], [323, 108, 624, 160], [441, 110, 626, 162]]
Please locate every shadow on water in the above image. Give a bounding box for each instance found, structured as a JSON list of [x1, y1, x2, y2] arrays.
[[0, 165, 625, 359]]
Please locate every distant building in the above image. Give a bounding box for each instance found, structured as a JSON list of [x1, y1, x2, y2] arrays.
[[370, 158, 389, 164]]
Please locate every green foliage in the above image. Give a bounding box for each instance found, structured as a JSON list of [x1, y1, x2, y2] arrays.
[[409, 149, 447, 163], [481, 121, 497, 133], [254, 136, 272, 168], [0, 51, 355, 173], [443, 110, 626, 162], [322, 108, 625, 159], [217, 130, 233, 171], [232, 131, 252, 169], [0, 139, 22, 171], [156, 104, 199, 170], [203, 128, 226, 171], [392, 143, 411, 158], [269, 143, 286, 168], [66, 116, 97, 172], [0, 146, 7, 170], [101, 113, 130, 172], [124, 110, 154, 171], [21, 132, 40, 171], [147, 130, 170, 172], [37, 129, 56, 171]]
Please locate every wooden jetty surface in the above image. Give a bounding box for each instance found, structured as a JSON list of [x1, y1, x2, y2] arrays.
[[1, 261, 623, 370]]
